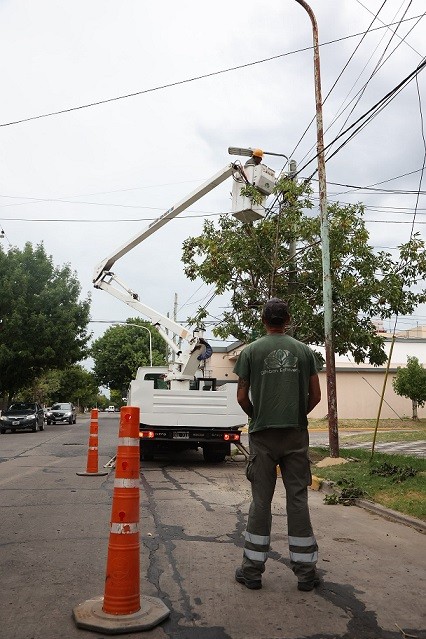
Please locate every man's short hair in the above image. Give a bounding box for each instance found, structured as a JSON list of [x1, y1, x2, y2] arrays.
[[262, 298, 290, 326]]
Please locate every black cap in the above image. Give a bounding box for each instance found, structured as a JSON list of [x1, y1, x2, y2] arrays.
[[262, 298, 289, 325]]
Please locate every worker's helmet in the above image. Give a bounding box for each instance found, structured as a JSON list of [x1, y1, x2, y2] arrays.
[[251, 148, 264, 159]]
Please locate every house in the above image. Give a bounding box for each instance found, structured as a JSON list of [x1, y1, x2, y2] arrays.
[[204, 327, 426, 420]]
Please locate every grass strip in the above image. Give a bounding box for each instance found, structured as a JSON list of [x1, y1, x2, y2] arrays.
[[310, 447, 426, 521]]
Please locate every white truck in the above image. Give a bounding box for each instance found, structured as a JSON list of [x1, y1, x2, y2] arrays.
[[93, 151, 275, 462]]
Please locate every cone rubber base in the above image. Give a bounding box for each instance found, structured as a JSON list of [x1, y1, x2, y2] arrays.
[[76, 471, 109, 476], [73, 595, 170, 634]]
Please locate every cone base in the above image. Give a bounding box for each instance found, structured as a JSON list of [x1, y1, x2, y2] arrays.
[[76, 471, 109, 476], [73, 594, 170, 634]]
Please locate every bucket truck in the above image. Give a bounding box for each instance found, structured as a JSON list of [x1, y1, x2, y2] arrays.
[[93, 156, 275, 462]]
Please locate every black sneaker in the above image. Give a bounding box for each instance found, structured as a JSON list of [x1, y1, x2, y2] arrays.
[[235, 567, 262, 590], [297, 576, 321, 592]]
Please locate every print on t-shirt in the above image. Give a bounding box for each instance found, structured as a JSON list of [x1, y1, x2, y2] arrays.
[[262, 349, 298, 375]]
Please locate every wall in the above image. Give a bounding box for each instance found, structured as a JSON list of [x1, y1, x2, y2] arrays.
[[208, 340, 426, 420]]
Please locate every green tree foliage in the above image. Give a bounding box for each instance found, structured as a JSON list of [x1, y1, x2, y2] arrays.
[[19, 365, 99, 409], [182, 178, 426, 365], [0, 243, 91, 404], [91, 318, 166, 392], [53, 365, 99, 408], [392, 356, 426, 420], [110, 389, 124, 409], [96, 394, 110, 411]]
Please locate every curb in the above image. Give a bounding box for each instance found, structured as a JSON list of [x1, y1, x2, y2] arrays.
[[310, 475, 426, 535], [354, 499, 426, 534]]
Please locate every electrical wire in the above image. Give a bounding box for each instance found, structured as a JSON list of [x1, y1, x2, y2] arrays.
[[289, 0, 391, 163], [0, 14, 424, 128], [355, 0, 424, 58], [329, 1, 417, 148], [297, 56, 426, 178]]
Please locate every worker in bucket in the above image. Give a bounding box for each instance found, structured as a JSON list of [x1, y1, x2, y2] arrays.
[[244, 148, 263, 167], [233, 298, 322, 592]]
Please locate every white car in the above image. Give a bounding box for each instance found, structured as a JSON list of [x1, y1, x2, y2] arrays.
[[105, 405, 115, 413]]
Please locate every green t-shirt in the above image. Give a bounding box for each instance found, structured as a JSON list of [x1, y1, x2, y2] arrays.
[[233, 334, 318, 433]]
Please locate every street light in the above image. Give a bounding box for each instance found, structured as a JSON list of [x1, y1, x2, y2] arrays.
[[228, 146, 289, 161], [294, 0, 339, 457], [90, 320, 153, 367]]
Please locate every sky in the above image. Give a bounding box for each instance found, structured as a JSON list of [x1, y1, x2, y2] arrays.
[[1, 0, 425, 361]]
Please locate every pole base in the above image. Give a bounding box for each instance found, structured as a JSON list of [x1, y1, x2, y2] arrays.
[[73, 595, 170, 634], [76, 471, 109, 476]]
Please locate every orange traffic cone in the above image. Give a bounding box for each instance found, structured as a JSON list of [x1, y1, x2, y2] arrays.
[[73, 406, 170, 634], [77, 408, 108, 477]]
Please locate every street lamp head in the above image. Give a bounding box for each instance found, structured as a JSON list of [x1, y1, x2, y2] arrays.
[[228, 146, 288, 162], [228, 146, 254, 157]]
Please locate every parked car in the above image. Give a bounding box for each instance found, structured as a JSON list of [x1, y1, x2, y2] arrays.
[[47, 402, 77, 424], [105, 405, 115, 413], [0, 402, 45, 433]]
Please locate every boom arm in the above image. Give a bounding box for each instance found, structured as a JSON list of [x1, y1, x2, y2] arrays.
[[93, 163, 237, 286], [93, 163, 244, 384]]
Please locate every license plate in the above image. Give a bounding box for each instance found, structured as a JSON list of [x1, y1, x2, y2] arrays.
[[12, 421, 20, 426], [173, 431, 189, 439]]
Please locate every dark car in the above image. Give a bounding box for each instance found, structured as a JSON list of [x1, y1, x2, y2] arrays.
[[47, 402, 77, 425], [0, 402, 45, 434]]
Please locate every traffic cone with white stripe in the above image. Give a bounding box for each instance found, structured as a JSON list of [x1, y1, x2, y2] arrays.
[[77, 408, 108, 477], [73, 406, 170, 634]]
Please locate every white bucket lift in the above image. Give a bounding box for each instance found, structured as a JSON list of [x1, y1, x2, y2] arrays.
[[232, 163, 276, 223]]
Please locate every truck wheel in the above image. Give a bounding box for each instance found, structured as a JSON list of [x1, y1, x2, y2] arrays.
[[203, 445, 228, 463]]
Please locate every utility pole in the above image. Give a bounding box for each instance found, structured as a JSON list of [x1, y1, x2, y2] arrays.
[[287, 159, 298, 338], [294, 0, 339, 456]]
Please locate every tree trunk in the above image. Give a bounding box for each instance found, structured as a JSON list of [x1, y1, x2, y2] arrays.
[[412, 399, 418, 420]]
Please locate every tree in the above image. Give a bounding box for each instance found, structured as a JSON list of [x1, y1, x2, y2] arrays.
[[91, 318, 166, 393], [392, 356, 426, 420], [110, 389, 125, 409], [18, 365, 100, 410], [0, 242, 91, 406], [182, 178, 426, 365], [52, 365, 99, 409]]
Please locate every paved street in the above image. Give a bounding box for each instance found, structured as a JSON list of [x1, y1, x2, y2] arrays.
[[0, 415, 424, 639]]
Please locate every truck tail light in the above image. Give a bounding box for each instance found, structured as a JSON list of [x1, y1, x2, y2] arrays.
[[224, 433, 240, 442], [140, 430, 155, 439]]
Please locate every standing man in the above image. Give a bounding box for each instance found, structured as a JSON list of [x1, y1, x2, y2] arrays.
[[234, 298, 321, 591]]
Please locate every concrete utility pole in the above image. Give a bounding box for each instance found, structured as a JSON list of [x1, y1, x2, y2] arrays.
[[294, 0, 339, 456]]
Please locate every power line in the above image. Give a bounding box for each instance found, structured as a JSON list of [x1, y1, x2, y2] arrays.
[[297, 56, 426, 177], [329, 1, 419, 148], [355, 0, 424, 58], [0, 14, 424, 128], [291, 0, 390, 164]]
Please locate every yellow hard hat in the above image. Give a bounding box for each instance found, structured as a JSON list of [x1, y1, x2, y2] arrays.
[[251, 148, 264, 158]]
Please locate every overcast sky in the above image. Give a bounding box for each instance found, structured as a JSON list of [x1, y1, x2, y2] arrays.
[[1, 0, 425, 356]]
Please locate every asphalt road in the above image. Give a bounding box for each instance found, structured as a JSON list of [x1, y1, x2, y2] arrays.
[[0, 414, 424, 639]]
